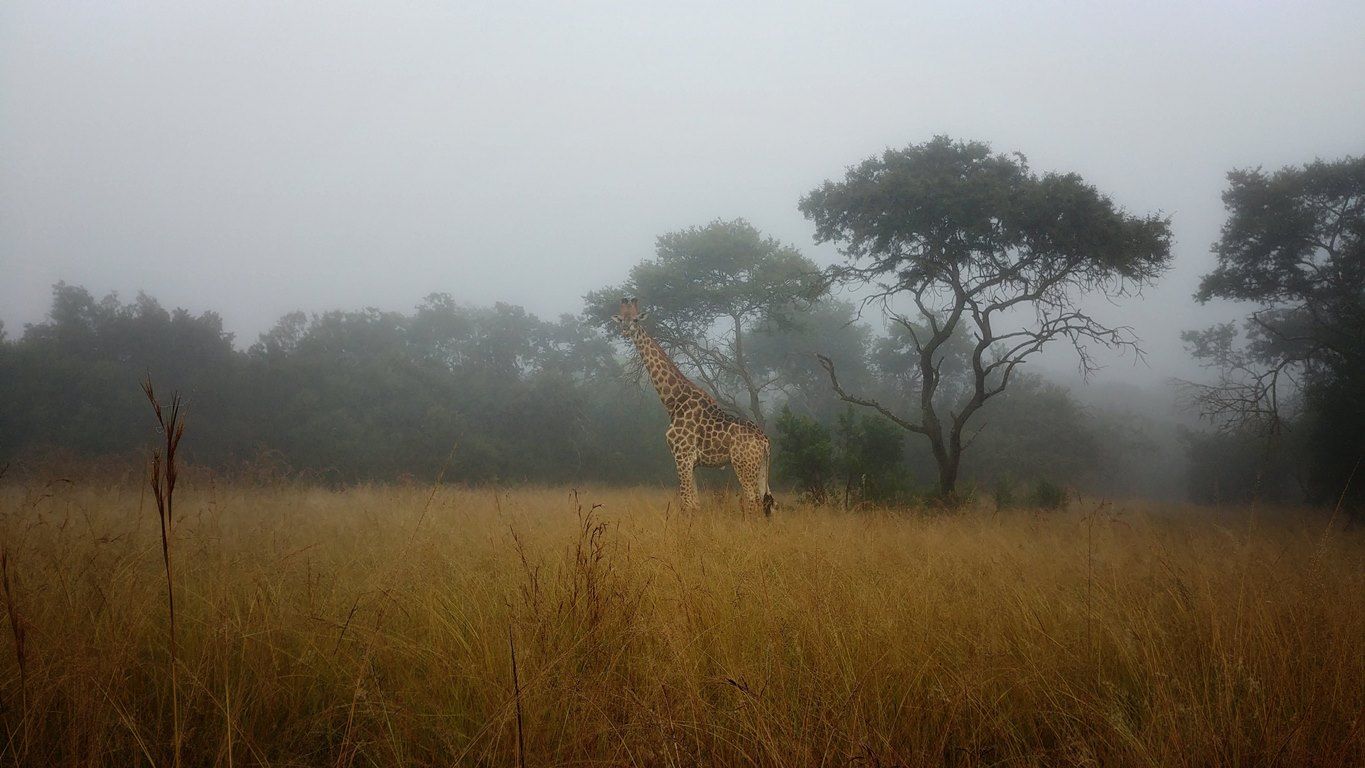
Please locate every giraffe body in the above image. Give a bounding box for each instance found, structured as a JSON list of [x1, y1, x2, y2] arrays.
[[614, 299, 774, 516]]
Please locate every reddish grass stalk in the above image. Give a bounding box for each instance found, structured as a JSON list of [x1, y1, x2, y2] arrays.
[[142, 374, 185, 768]]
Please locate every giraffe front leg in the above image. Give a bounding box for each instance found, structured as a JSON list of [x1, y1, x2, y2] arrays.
[[674, 452, 700, 512]]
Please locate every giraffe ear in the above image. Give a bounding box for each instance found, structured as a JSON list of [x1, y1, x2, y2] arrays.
[[637, 311, 649, 322]]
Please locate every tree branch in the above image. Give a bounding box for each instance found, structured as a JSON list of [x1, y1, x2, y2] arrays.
[[815, 354, 926, 435]]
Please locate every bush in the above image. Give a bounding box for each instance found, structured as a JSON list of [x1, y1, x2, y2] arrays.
[[773, 406, 835, 503], [1027, 479, 1067, 510], [775, 406, 913, 506], [835, 408, 912, 506]]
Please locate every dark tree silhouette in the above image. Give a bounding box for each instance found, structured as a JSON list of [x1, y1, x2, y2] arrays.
[[1183, 155, 1364, 506], [802, 136, 1172, 497]]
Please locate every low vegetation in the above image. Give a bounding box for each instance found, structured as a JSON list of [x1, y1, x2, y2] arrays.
[[0, 481, 1359, 766]]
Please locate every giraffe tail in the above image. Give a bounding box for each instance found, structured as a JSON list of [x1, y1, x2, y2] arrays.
[[761, 442, 774, 517]]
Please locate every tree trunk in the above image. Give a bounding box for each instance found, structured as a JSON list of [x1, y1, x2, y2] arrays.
[[924, 427, 961, 499], [935, 447, 960, 499], [920, 340, 961, 500]]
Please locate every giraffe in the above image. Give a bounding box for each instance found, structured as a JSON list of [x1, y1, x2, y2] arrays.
[[613, 298, 775, 517]]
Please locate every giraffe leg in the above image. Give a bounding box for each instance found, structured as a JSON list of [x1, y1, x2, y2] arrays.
[[674, 452, 700, 512]]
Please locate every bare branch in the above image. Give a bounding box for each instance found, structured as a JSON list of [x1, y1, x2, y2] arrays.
[[815, 354, 926, 435], [1174, 353, 1307, 436]]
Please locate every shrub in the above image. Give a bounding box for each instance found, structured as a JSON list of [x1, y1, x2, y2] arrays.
[[835, 408, 912, 506], [1027, 479, 1067, 510], [773, 406, 834, 503], [992, 479, 1017, 511]]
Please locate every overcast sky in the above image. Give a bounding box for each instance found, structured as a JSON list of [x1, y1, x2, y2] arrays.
[[3, 0, 1362, 386]]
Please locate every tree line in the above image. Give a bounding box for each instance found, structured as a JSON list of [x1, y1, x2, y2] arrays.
[[1, 137, 1359, 509], [0, 280, 1122, 498]]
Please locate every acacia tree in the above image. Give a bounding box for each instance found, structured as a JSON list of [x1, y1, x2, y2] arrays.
[[1182, 155, 1364, 504], [585, 218, 824, 426], [801, 136, 1172, 498]]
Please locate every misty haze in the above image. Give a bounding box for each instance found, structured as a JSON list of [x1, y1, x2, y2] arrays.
[[1, 2, 1361, 766]]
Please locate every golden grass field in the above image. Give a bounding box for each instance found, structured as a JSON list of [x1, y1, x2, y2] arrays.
[[0, 481, 1361, 767]]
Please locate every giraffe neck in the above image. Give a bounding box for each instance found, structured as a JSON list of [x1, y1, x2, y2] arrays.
[[625, 323, 711, 417]]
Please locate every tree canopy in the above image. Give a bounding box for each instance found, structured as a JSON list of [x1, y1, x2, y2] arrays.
[[585, 218, 824, 426]]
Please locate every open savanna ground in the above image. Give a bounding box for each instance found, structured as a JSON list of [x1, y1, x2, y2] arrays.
[[0, 482, 1360, 767]]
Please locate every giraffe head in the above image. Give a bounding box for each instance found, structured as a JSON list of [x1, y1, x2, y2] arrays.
[[611, 297, 648, 334]]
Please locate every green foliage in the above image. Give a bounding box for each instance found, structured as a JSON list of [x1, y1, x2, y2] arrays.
[[801, 136, 1172, 289], [585, 219, 823, 335], [774, 405, 910, 507], [834, 408, 910, 505], [1, 283, 243, 460], [1197, 157, 1364, 307], [1028, 479, 1067, 510], [779, 374, 1110, 506], [772, 406, 834, 502]]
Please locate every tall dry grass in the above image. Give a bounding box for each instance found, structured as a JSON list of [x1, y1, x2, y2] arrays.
[[0, 482, 1360, 767]]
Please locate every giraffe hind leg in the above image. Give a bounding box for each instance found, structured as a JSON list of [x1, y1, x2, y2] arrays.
[[674, 452, 700, 512], [732, 446, 769, 518]]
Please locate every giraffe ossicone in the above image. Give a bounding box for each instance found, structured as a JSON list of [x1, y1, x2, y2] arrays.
[[613, 298, 774, 516]]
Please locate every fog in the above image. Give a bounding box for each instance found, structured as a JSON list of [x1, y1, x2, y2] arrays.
[[4, 1, 1362, 388]]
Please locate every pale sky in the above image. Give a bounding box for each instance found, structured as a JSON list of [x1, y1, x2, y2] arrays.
[[3, 0, 1363, 386]]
